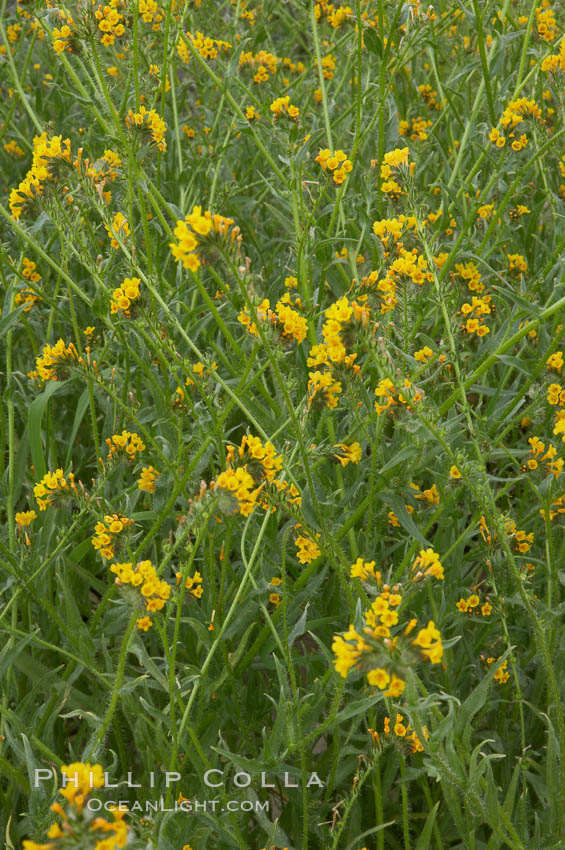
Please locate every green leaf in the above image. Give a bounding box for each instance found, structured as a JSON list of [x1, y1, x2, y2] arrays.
[[415, 801, 440, 850], [64, 388, 91, 467], [288, 603, 309, 647], [0, 304, 27, 339], [28, 380, 67, 481], [364, 27, 383, 58]]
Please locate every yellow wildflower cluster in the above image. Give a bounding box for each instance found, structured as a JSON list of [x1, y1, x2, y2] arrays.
[[273, 478, 302, 509], [22, 761, 131, 850], [110, 559, 171, 628], [350, 557, 381, 582], [319, 54, 336, 79], [309, 296, 367, 366], [138, 465, 159, 492], [509, 204, 531, 219], [335, 247, 365, 263], [480, 514, 534, 554], [275, 294, 308, 343], [9, 133, 73, 219], [230, 434, 284, 482], [553, 410, 565, 443], [547, 383, 565, 406], [110, 276, 141, 314], [33, 469, 78, 511], [546, 351, 563, 373], [59, 762, 104, 809], [170, 205, 240, 271], [34, 339, 78, 382], [460, 296, 491, 336], [125, 106, 167, 151], [270, 96, 299, 121], [6, 23, 21, 42], [315, 148, 353, 185], [213, 466, 263, 516], [457, 593, 492, 616], [411, 620, 444, 663], [363, 244, 432, 314], [81, 148, 122, 186], [307, 370, 343, 409], [332, 611, 443, 697], [414, 346, 434, 363], [295, 530, 321, 564], [484, 655, 510, 684], [105, 211, 130, 248], [370, 713, 428, 753], [22, 257, 41, 283], [378, 146, 413, 198], [178, 30, 231, 62], [237, 298, 270, 336], [372, 214, 418, 247], [411, 548, 444, 580], [333, 442, 362, 466], [239, 49, 278, 82], [536, 2, 557, 41], [94, 1, 125, 46], [176, 569, 203, 598], [106, 430, 145, 461], [418, 84, 440, 109], [524, 436, 562, 478], [15, 510, 37, 528], [305, 295, 366, 408], [16, 510, 37, 547], [314, 0, 353, 28], [411, 482, 440, 505], [507, 253, 527, 274], [388, 503, 413, 526], [541, 32, 565, 72], [477, 203, 495, 221], [238, 294, 308, 344], [211, 433, 287, 516], [15, 257, 42, 310], [489, 98, 542, 148], [52, 13, 76, 54], [139, 0, 164, 29], [541, 493, 565, 521], [4, 139, 25, 157], [453, 261, 484, 293], [399, 116, 432, 142], [92, 514, 133, 559], [374, 377, 422, 416]]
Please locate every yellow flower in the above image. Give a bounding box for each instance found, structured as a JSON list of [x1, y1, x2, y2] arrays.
[[316, 148, 353, 184], [367, 667, 390, 689], [414, 346, 433, 363], [295, 533, 321, 564], [385, 674, 406, 697], [105, 212, 130, 249], [15, 510, 37, 527], [125, 106, 167, 151], [333, 442, 362, 466], [412, 548, 444, 581], [138, 466, 159, 493], [270, 95, 300, 121], [34, 469, 78, 511]]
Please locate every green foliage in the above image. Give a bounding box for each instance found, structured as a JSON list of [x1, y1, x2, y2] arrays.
[[1, 0, 565, 847]]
